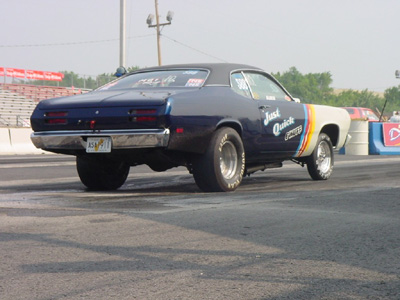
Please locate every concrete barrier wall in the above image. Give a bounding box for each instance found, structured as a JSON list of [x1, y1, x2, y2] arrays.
[[369, 122, 400, 155], [0, 128, 13, 153], [0, 128, 45, 154]]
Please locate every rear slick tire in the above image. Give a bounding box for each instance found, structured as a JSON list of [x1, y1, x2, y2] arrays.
[[192, 127, 245, 192], [76, 156, 130, 190], [306, 133, 333, 180]]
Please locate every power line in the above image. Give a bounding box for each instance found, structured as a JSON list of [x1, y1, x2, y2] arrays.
[[161, 34, 229, 63], [0, 34, 154, 48]]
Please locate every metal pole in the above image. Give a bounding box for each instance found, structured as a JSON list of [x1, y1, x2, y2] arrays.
[[155, 0, 162, 66], [120, 0, 126, 67], [379, 98, 388, 122]]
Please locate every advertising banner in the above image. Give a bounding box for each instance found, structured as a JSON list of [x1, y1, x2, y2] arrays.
[[6, 68, 25, 78], [50, 72, 64, 81], [1, 67, 64, 81], [26, 70, 45, 80], [383, 123, 400, 146]]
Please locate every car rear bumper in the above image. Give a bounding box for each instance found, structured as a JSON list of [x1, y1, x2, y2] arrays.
[[31, 128, 170, 150]]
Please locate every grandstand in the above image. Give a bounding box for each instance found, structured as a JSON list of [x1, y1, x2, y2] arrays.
[[0, 84, 84, 127]]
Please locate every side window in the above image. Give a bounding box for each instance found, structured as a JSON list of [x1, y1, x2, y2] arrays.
[[231, 72, 251, 99], [243, 72, 290, 101]]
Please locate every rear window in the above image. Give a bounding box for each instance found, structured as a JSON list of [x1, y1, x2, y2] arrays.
[[100, 69, 209, 90]]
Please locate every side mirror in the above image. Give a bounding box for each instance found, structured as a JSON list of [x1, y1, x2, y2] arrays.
[[293, 97, 301, 103], [114, 66, 127, 77]]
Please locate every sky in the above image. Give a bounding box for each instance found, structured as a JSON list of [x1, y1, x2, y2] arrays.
[[1, 0, 399, 92]]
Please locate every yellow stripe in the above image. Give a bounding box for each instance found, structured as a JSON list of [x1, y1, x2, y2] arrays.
[[303, 105, 315, 153]]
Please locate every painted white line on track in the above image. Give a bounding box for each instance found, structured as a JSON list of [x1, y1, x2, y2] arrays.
[[0, 161, 76, 169]]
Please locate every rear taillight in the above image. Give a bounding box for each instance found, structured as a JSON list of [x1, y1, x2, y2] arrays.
[[129, 109, 157, 122], [45, 111, 68, 117], [46, 118, 67, 124], [45, 111, 68, 125]]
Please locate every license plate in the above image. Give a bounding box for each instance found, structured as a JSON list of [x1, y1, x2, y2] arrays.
[[86, 137, 112, 153]]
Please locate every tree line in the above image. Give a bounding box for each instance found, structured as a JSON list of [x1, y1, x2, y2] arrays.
[[29, 66, 400, 116], [273, 67, 399, 116]]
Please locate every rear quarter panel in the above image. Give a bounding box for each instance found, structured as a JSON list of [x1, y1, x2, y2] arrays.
[[296, 104, 351, 157], [165, 87, 261, 156]]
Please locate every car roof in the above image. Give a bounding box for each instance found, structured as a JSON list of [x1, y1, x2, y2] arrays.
[[131, 63, 264, 86]]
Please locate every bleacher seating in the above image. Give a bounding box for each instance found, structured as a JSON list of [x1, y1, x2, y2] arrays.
[[0, 84, 85, 127], [0, 83, 83, 103]]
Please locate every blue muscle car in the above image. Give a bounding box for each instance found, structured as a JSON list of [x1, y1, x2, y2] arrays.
[[30, 63, 351, 192]]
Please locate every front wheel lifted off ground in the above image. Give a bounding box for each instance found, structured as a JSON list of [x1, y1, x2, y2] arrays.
[[192, 127, 245, 192], [306, 133, 334, 180], [76, 156, 130, 190]]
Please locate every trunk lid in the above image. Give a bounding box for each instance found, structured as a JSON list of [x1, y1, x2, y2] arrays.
[[31, 89, 186, 131], [38, 89, 177, 109]]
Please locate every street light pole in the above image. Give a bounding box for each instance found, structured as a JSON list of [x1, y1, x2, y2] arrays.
[[147, 0, 173, 66]]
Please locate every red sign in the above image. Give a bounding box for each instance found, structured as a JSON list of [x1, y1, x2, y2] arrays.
[[6, 68, 25, 78], [43, 71, 64, 81], [51, 72, 64, 81], [1, 67, 64, 81], [383, 123, 400, 146], [26, 70, 44, 80]]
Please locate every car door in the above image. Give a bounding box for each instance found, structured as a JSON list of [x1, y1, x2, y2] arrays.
[[242, 72, 306, 159]]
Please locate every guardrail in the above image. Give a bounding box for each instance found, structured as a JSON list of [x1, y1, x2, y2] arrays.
[[0, 115, 31, 127]]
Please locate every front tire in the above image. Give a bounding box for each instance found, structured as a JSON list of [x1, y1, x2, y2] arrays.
[[192, 127, 245, 192], [76, 156, 130, 190], [306, 133, 333, 180]]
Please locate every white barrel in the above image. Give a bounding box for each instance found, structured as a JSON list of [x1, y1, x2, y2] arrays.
[[345, 120, 369, 155]]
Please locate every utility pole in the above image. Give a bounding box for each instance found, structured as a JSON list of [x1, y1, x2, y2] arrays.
[[154, 0, 161, 66], [147, 0, 173, 66], [120, 0, 126, 68]]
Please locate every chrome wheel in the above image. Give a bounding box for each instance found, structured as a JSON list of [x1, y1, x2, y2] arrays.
[[220, 140, 238, 179], [307, 133, 333, 180], [192, 127, 245, 192], [316, 140, 332, 174]]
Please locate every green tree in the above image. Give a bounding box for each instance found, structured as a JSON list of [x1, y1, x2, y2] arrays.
[[272, 67, 333, 104], [333, 89, 383, 111], [383, 86, 400, 113], [273, 67, 388, 115]]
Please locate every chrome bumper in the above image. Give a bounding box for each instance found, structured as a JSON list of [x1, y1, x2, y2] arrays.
[[31, 128, 170, 150]]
